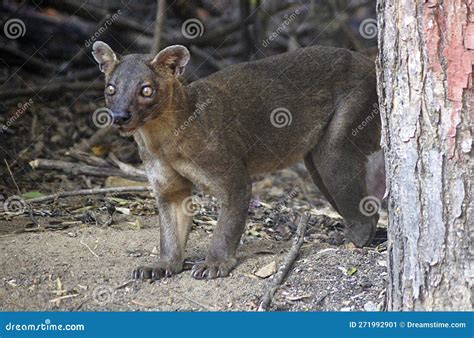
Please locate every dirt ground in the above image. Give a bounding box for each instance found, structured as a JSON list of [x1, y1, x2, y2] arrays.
[[0, 168, 388, 312]]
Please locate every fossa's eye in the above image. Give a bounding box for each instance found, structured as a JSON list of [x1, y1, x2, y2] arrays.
[[105, 84, 115, 95], [141, 86, 153, 97]]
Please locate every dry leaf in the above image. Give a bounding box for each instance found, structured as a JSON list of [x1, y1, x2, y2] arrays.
[[254, 261, 277, 278], [346, 267, 357, 276], [286, 294, 311, 301], [116, 207, 130, 215]]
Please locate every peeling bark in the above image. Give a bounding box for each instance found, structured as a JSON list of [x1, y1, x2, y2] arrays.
[[377, 0, 473, 310]]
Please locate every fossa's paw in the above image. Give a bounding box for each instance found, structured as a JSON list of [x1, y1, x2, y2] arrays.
[[132, 261, 182, 281], [191, 257, 237, 280]]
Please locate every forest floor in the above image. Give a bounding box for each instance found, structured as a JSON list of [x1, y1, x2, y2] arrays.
[[0, 169, 388, 312], [0, 98, 387, 312]]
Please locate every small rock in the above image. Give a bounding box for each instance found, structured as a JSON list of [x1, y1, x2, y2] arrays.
[[359, 278, 373, 290], [254, 261, 277, 278], [127, 250, 142, 258], [364, 301, 378, 312], [328, 231, 345, 245]]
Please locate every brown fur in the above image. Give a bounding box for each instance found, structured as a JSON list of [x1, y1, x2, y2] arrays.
[[92, 42, 380, 280]]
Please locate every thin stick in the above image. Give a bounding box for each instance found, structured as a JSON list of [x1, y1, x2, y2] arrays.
[[109, 153, 146, 178], [74, 128, 111, 153], [49, 294, 79, 303], [175, 293, 214, 311], [27, 186, 151, 204], [29, 158, 147, 181], [151, 0, 167, 54], [190, 46, 227, 70], [4, 159, 21, 194], [66, 148, 111, 168], [258, 213, 310, 311], [80, 234, 99, 258], [4, 159, 39, 225], [0, 44, 57, 75], [0, 81, 103, 100], [131, 299, 156, 308]]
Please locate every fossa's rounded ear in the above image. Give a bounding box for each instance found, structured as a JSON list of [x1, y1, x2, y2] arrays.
[[92, 41, 119, 75], [150, 45, 190, 76]]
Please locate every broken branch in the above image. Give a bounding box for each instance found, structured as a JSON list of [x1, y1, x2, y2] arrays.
[[29, 158, 147, 181], [0, 81, 103, 100], [258, 212, 310, 311], [27, 186, 151, 204]]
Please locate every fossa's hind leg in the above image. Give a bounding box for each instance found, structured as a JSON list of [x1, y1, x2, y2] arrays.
[[306, 98, 380, 246], [308, 141, 377, 246], [304, 154, 340, 214]]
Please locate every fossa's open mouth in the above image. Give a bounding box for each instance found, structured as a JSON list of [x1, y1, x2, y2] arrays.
[[118, 126, 137, 136]]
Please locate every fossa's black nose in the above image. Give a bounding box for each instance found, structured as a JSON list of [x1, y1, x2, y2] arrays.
[[113, 111, 132, 125]]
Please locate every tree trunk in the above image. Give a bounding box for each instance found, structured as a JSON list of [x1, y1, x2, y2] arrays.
[[377, 0, 473, 310]]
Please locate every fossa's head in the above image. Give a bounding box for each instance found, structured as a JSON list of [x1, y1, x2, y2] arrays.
[[92, 41, 190, 135]]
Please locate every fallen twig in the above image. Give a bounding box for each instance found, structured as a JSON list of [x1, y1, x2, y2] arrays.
[[172, 21, 241, 46], [258, 212, 310, 311], [190, 46, 227, 70], [109, 153, 146, 178], [131, 299, 155, 308], [73, 128, 110, 153], [115, 280, 135, 290], [39, 0, 155, 36], [49, 294, 79, 303], [66, 149, 111, 168], [80, 234, 99, 258], [4, 159, 38, 226], [29, 158, 147, 181], [26, 186, 151, 204], [175, 293, 215, 311], [0, 81, 103, 100], [0, 44, 58, 75]]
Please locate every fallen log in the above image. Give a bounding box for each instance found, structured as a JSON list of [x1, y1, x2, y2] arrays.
[[29, 158, 147, 182], [27, 186, 151, 204]]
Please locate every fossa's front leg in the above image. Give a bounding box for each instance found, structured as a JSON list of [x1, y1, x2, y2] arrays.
[[133, 158, 192, 281], [191, 170, 251, 279]]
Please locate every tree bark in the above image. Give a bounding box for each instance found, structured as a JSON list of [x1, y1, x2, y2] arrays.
[[377, 0, 473, 310]]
